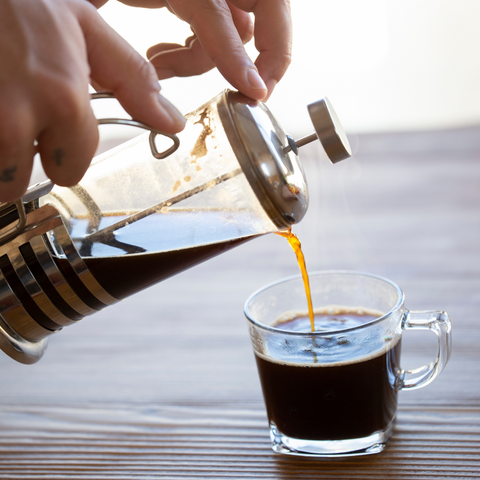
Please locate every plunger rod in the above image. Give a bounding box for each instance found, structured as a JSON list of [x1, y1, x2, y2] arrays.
[[294, 132, 318, 149], [283, 132, 318, 155]]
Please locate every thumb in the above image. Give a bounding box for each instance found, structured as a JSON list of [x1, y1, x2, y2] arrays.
[[76, 3, 185, 134]]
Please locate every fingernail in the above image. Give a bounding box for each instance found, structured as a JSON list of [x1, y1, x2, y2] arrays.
[[247, 68, 267, 91], [156, 94, 186, 129]]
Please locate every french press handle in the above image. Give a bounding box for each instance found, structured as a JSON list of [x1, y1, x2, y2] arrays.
[[91, 92, 180, 160]]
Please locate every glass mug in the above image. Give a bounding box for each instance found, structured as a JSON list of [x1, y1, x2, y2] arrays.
[[244, 271, 452, 457]]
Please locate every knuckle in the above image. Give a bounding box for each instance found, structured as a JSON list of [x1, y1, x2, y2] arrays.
[[45, 152, 90, 187], [114, 54, 160, 96], [188, 0, 231, 26], [47, 82, 89, 124], [202, 0, 230, 14], [67, 0, 98, 20], [0, 155, 30, 202], [272, 51, 293, 81], [283, 50, 293, 69], [39, 114, 97, 186], [135, 59, 160, 91], [0, 114, 32, 154]]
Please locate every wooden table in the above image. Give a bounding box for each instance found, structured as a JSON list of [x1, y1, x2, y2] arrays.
[[0, 127, 479, 478]]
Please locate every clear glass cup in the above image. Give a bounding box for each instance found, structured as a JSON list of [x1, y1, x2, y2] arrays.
[[244, 271, 452, 457]]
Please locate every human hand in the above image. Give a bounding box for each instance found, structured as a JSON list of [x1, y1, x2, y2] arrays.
[[0, 0, 185, 204], [115, 0, 292, 102]]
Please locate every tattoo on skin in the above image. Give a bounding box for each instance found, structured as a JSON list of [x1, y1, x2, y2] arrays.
[[0, 166, 17, 183], [53, 148, 66, 166]]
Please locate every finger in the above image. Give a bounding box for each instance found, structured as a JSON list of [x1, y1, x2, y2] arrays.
[[36, 83, 99, 188], [0, 98, 35, 203], [146, 39, 196, 76], [228, 2, 254, 44], [88, 0, 109, 8], [148, 37, 215, 79], [236, 0, 292, 99], [148, 6, 253, 81], [18, 1, 102, 191], [116, 0, 166, 7], [147, 42, 188, 57], [76, 3, 185, 134], [173, 0, 268, 100]]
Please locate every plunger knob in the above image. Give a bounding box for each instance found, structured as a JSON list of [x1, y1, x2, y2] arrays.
[[285, 98, 352, 164]]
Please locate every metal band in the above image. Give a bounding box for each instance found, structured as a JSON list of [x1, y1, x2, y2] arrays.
[[53, 225, 117, 306], [0, 204, 118, 363], [29, 235, 97, 318], [0, 269, 58, 342], [7, 247, 77, 328]]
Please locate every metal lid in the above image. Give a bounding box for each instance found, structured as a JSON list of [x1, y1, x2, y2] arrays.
[[219, 91, 309, 229], [218, 91, 351, 229]]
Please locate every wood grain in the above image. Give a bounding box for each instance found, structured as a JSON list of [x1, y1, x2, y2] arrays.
[[0, 405, 478, 479], [0, 126, 479, 478]]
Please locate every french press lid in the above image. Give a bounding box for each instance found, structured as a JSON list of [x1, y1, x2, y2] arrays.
[[218, 91, 351, 229]]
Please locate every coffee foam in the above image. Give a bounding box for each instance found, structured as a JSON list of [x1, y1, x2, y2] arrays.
[[256, 337, 399, 368], [272, 305, 385, 329], [257, 305, 398, 368]]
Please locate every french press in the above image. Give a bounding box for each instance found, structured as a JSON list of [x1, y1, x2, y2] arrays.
[[0, 89, 351, 364]]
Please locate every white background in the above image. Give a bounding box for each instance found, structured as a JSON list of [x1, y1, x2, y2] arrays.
[[98, 0, 480, 136]]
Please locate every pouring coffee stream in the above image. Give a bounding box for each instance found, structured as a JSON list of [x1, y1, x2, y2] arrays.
[[0, 89, 351, 364], [275, 228, 315, 332]]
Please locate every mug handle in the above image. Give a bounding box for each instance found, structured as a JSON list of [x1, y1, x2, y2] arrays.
[[399, 310, 452, 390]]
